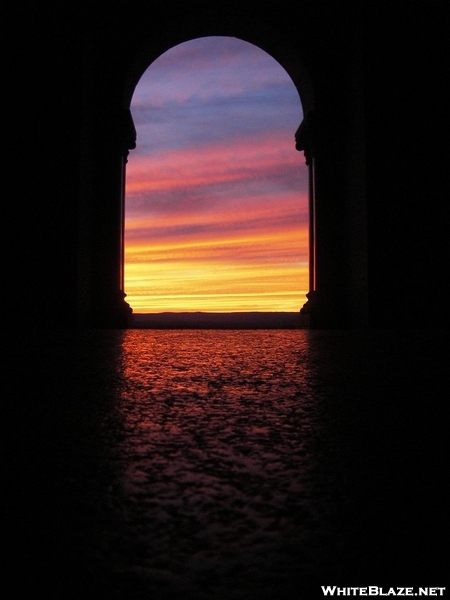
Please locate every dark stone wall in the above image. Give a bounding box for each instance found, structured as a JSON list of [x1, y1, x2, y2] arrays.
[[363, 2, 449, 328], [3, 1, 448, 328], [4, 3, 82, 327]]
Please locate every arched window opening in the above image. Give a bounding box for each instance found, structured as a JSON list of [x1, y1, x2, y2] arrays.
[[124, 36, 308, 318]]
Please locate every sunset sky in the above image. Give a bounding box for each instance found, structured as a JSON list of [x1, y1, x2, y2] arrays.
[[124, 36, 308, 313]]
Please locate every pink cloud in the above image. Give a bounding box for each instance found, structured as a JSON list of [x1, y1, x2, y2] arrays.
[[126, 131, 302, 197]]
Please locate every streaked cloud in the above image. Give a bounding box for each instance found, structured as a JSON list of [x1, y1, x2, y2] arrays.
[[125, 36, 307, 312]]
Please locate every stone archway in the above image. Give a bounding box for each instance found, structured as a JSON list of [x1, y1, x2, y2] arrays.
[[78, 6, 367, 329]]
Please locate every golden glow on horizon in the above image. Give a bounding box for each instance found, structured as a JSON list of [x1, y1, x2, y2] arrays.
[[125, 226, 308, 313]]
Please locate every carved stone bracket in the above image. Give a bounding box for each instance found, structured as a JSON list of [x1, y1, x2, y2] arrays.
[[295, 111, 316, 166], [117, 108, 137, 160]]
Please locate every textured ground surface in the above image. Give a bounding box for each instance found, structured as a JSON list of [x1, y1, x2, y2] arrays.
[[5, 329, 448, 599]]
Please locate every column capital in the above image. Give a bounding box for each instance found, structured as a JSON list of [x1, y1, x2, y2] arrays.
[[295, 111, 316, 166], [98, 108, 136, 159], [117, 108, 137, 159]]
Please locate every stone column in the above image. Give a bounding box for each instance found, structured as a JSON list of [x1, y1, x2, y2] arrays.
[[89, 108, 136, 328], [295, 112, 318, 322], [296, 104, 368, 328], [118, 109, 137, 324]]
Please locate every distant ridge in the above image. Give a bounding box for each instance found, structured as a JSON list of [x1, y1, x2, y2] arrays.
[[129, 312, 309, 329]]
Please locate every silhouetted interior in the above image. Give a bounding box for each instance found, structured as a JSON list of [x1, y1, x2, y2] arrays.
[[4, 4, 448, 598], [4, 1, 447, 329]]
